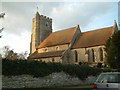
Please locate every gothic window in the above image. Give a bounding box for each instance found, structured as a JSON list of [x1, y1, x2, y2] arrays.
[[99, 48, 103, 61], [91, 49, 95, 62], [52, 58, 54, 62], [88, 49, 95, 63], [74, 50, 78, 62], [87, 49, 90, 63], [85, 49, 89, 61]]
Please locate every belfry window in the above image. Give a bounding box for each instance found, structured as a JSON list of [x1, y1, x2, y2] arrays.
[[46, 22, 49, 27]]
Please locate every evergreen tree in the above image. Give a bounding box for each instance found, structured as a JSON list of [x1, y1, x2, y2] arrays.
[[105, 30, 120, 69]]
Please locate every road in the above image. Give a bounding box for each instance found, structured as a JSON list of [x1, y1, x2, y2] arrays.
[[2, 85, 93, 90]]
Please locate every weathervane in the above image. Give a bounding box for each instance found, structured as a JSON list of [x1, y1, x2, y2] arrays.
[[36, 2, 39, 12], [36, 6, 38, 11]]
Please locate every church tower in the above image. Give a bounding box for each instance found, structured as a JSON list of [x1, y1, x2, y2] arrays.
[[30, 12, 52, 54]]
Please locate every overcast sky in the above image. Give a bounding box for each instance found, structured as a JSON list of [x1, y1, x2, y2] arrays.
[[0, 1, 119, 55]]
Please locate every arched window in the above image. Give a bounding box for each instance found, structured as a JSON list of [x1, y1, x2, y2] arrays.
[[91, 49, 95, 62], [99, 48, 103, 61], [74, 50, 78, 62], [88, 49, 95, 63], [88, 49, 90, 63], [52, 58, 54, 62]]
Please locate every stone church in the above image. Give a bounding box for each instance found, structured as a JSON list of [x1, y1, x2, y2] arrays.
[[29, 12, 118, 66]]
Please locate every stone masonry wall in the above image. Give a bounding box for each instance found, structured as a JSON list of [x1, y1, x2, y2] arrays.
[[2, 72, 97, 88]]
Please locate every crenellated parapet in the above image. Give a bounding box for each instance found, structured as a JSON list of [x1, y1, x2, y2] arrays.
[[40, 15, 52, 21]]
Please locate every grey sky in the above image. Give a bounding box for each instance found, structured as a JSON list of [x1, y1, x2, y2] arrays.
[[2, 2, 117, 35], [118, 1, 120, 27], [0, 2, 118, 53]]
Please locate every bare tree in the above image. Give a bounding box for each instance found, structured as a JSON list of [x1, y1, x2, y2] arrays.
[[0, 13, 5, 38], [6, 50, 18, 60], [0, 13, 5, 18], [17, 51, 28, 60], [2, 46, 28, 60], [2, 46, 10, 59], [2, 46, 17, 60]]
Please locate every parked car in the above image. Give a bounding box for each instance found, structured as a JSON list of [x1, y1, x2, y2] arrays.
[[92, 72, 120, 90]]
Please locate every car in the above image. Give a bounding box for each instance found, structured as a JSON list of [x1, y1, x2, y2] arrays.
[[92, 72, 120, 90]]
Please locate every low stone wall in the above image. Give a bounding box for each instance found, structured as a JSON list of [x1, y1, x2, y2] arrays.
[[2, 72, 97, 88]]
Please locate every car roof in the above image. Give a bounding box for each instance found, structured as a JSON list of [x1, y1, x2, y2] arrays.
[[100, 72, 120, 75]]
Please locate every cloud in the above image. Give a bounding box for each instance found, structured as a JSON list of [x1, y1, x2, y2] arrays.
[[2, 2, 62, 35], [118, 1, 120, 28], [2, 2, 115, 34], [51, 2, 114, 30], [1, 2, 117, 53], [0, 30, 31, 53], [2, 2, 36, 35]]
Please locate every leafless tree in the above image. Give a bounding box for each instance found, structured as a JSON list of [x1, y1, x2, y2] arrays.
[[17, 51, 28, 60], [2, 46, 28, 60], [0, 13, 5, 18], [0, 13, 5, 38]]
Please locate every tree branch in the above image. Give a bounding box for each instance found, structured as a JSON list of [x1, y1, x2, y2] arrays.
[[0, 13, 5, 18]]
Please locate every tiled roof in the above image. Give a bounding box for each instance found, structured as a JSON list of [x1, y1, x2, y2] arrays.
[[72, 26, 114, 48], [37, 26, 77, 49], [29, 50, 64, 59]]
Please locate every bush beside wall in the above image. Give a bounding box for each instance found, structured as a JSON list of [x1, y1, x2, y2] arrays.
[[2, 59, 102, 80]]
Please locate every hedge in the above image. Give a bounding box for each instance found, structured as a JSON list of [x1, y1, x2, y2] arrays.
[[2, 59, 102, 80]]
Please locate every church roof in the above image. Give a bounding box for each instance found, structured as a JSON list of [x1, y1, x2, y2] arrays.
[[72, 26, 115, 48], [29, 50, 64, 59], [37, 26, 77, 49]]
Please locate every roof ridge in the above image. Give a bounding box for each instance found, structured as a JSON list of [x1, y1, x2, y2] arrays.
[[82, 26, 113, 34], [53, 25, 77, 33], [38, 50, 64, 54]]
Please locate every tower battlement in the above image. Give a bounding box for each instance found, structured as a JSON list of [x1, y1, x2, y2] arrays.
[[40, 15, 52, 21]]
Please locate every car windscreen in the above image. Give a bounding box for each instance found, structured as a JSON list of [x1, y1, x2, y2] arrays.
[[96, 73, 120, 83]]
